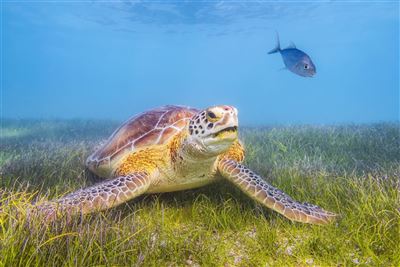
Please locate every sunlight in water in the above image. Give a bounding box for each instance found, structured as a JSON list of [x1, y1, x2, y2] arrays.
[[0, 128, 30, 139]]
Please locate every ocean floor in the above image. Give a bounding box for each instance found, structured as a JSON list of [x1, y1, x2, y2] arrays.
[[1, 120, 399, 266]]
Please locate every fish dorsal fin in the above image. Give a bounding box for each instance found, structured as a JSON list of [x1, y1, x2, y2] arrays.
[[286, 41, 296, 49]]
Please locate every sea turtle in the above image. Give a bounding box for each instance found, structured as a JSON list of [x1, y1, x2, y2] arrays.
[[36, 105, 336, 225]]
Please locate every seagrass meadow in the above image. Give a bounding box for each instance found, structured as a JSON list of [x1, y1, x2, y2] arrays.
[[0, 120, 399, 266]]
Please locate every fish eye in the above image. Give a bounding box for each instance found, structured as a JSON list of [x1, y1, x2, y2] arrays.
[[304, 64, 309, 69]]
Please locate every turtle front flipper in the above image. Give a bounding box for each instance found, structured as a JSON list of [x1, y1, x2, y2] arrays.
[[34, 171, 153, 222], [218, 159, 336, 225]]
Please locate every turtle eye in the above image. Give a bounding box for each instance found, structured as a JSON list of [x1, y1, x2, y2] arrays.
[[304, 64, 309, 69], [207, 111, 217, 119]]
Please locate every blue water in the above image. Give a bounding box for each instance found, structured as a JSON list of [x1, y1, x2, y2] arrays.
[[3, 1, 399, 124]]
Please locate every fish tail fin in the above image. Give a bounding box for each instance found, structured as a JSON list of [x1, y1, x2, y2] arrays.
[[268, 32, 281, 54]]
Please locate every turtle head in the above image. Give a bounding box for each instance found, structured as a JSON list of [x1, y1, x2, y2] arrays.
[[187, 105, 238, 156]]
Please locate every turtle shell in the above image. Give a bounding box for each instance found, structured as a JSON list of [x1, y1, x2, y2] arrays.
[[87, 105, 198, 175]]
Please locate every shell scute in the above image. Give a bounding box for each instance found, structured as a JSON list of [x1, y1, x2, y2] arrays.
[[135, 130, 161, 148], [157, 127, 178, 145]]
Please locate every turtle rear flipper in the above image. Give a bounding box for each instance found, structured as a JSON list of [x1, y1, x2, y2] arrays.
[[218, 159, 336, 225]]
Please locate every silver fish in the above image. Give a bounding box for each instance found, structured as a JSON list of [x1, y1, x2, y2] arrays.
[[268, 34, 316, 77]]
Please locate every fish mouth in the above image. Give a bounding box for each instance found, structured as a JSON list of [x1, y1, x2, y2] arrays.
[[213, 126, 238, 137]]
